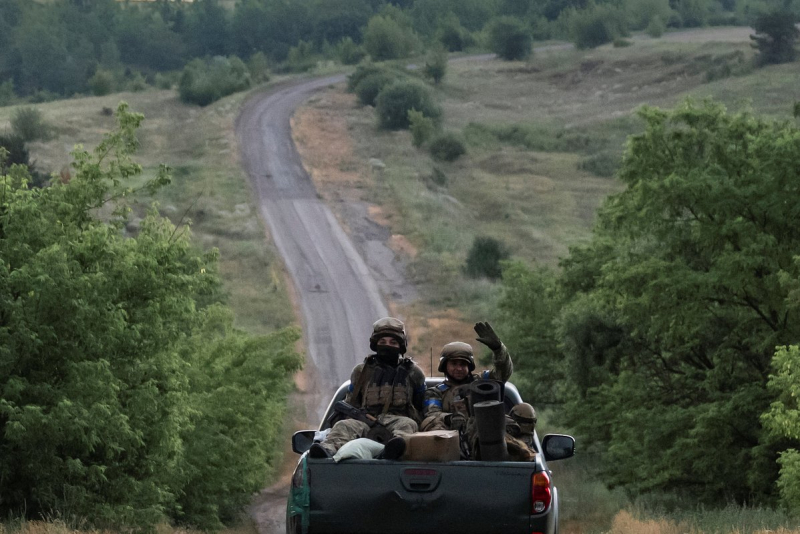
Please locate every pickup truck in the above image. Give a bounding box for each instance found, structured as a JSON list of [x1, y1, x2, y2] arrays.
[[286, 378, 575, 534]]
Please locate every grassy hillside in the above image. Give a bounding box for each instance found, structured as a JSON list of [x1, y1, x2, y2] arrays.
[[0, 85, 296, 336]]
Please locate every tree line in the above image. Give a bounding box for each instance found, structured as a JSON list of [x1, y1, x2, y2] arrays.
[[496, 100, 800, 513], [0, 0, 794, 104]]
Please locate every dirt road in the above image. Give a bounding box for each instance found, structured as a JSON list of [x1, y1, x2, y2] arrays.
[[236, 75, 404, 534]]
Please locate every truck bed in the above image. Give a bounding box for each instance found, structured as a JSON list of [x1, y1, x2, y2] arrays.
[[294, 457, 557, 534]]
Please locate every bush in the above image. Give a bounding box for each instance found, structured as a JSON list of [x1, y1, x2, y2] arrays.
[[487, 17, 533, 60], [375, 81, 441, 130], [409, 109, 437, 147], [362, 15, 418, 61], [355, 72, 397, 106], [568, 3, 629, 49], [0, 81, 16, 107], [646, 15, 667, 37], [437, 19, 467, 52], [613, 38, 632, 47], [179, 56, 251, 106], [465, 236, 510, 279], [578, 152, 619, 177], [11, 107, 50, 142], [423, 46, 448, 84], [247, 52, 271, 83], [336, 37, 366, 65], [429, 132, 467, 161], [347, 62, 390, 92], [88, 69, 115, 96], [285, 40, 317, 73]]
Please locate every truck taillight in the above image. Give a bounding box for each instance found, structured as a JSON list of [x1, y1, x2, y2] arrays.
[[531, 471, 551, 514]]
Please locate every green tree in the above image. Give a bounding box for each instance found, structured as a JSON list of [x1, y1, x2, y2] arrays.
[[552, 100, 800, 503], [375, 80, 442, 130], [423, 45, 448, 84], [362, 14, 418, 60], [0, 103, 301, 529], [763, 344, 800, 514], [568, 2, 629, 49], [464, 236, 509, 279], [409, 109, 437, 147], [750, 9, 799, 65], [487, 16, 533, 60]]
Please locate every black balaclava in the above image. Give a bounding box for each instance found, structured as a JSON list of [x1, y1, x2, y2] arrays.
[[375, 345, 402, 366]]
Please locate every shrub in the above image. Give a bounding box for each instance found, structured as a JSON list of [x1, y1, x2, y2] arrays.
[[179, 56, 251, 106], [625, 0, 673, 30], [154, 72, 177, 90], [11, 107, 50, 142], [568, 3, 629, 49], [429, 132, 467, 161], [465, 236, 510, 279], [0, 81, 15, 107], [646, 15, 667, 37], [578, 152, 619, 177], [423, 46, 448, 85], [247, 52, 271, 83], [127, 71, 148, 92], [347, 62, 389, 92], [355, 72, 397, 106], [362, 15, 418, 61], [487, 17, 533, 60], [437, 18, 467, 52], [409, 109, 437, 147], [375, 81, 441, 130], [88, 69, 115, 96], [285, 40, 317, 73], [336, 37, 366, 65], [613, 38, 632, 47]]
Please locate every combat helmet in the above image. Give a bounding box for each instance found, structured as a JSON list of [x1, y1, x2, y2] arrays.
[[369, 317, 408, 354], [510, 403, 537, 435], [437, 341, 476, 373]]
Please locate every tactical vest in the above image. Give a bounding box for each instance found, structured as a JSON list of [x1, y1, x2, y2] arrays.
[[350, 356, 419, 419]]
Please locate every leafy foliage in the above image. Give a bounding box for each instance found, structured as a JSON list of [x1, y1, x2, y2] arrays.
[[355, 71, 398, 106], [568, 2, 629, 49], [0, 103, 301, 529], [375, 80, 442, 130], [429, 131, 467, 161], [750, 10, 799, 66], [423, 46, 448, 84], [500, 99, 800, 504], [408, 109, 437, 147], [487, 16, 533, 60], [178, 56, 251, 107], [464, 236, 510, 279], [362, 14, 418, 61], [11, 106, 50, 143], [764, 344, 800, 514]]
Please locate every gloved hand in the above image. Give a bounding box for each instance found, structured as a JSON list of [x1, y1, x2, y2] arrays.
[[449, 412, 467, 431], [474, 321, 502, 351]]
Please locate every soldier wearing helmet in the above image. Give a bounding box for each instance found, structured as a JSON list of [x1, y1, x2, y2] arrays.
[[309, 317, 426, 459], [421, 322, 513, 432], [504, 403, 538, 461]]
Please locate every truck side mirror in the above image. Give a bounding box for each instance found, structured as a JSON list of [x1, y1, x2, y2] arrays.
[[292, 430, 316, 454], [541, 434, 575, 462]]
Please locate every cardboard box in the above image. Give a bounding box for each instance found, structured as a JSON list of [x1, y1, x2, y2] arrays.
[[403, 430, 460, 462]]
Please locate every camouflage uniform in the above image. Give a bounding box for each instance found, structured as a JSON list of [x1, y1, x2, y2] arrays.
[[421, 342, 513, 432], [317, 318, 426, 456]]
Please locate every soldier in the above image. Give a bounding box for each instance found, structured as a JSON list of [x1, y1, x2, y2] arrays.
[[421, 322, 513, 433], [505, 403, 538, 461], [309, 317, 426, 459]]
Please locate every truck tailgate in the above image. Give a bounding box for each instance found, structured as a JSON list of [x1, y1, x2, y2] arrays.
[[306, 459, 544, 534]]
